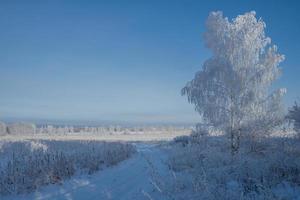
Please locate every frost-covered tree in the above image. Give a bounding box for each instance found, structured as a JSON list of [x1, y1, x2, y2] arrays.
[[287, 102, 300, 136], [182, 11, 285, 153], [7, 122, 36, 135]]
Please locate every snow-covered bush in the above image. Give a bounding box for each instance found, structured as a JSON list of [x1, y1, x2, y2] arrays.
[[173, 135, 190, 147], [173, 124, 211, 147], [7, 122, 36, 135], [160, 136, 300, 200], [0, 140, 135, 195], [287, 102, 300, 136], [0, 121, 7, 136]]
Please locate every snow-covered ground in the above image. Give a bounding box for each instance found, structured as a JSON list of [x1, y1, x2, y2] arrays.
[[164, 135, 300, 200], [0, 131, 190, 142], [2, 143, 169, 200], [0, 140, 135, 196]]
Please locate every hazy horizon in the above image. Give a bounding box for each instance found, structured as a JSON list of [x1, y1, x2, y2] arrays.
[[1, 115, 199, 126]]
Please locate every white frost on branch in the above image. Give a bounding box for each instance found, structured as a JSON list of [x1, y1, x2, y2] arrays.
[[182, 11, 286, 142]]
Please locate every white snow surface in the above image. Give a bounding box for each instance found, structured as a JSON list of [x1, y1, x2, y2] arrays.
[[2, 143, 168, 200]]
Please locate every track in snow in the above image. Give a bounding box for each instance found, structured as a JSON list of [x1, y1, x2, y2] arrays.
[[4, 143, 169, 200]]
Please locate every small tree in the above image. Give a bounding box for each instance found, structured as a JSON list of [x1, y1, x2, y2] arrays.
[[287, 102, 300, 136], [182, 11, 285, 154]]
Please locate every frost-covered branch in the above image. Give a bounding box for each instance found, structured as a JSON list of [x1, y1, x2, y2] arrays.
[[182, 11, 285, 153]]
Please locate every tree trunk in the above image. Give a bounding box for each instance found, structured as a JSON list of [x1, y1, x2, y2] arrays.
[[230, 128, 241, 155]]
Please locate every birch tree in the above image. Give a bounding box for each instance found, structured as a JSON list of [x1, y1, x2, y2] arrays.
[[182, 11, 286, 153]]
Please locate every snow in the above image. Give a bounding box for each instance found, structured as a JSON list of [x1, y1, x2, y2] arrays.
[[1, 143, 168, 200], [273, 182, 300, 200], [164, 134, 300, 200], [0, 131, 190, 142], [0, 140, 135, 195]]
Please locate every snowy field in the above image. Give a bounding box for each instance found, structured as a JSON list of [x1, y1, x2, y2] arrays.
[[0, 130, 190, 142], [0, 139, 136, 198], [2, 133, 300, 200], [156, 134, 300, 200], [0, 130, 190, 199], [0, 143, 170, 200], [1, 7, 300, 200]]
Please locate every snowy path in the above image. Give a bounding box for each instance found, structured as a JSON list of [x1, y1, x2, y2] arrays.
[[4, 143, 169, 200]]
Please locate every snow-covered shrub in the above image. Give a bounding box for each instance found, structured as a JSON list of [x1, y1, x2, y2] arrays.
[[287, 102, 300, 136], [0, 121, 7, 136], [162, 135, 300, 200], [0, 140, 135, 195], [173, 135, 190, 147], [7, 123, 36, 135]]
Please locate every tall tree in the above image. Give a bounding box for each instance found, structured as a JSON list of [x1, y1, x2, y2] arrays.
[[182, 11, 285, 153]]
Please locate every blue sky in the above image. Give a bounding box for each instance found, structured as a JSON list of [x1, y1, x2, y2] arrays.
[[0, 0, 299, 125]]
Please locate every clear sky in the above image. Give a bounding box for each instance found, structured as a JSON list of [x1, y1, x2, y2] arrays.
[[0, 0, 299, 125]]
